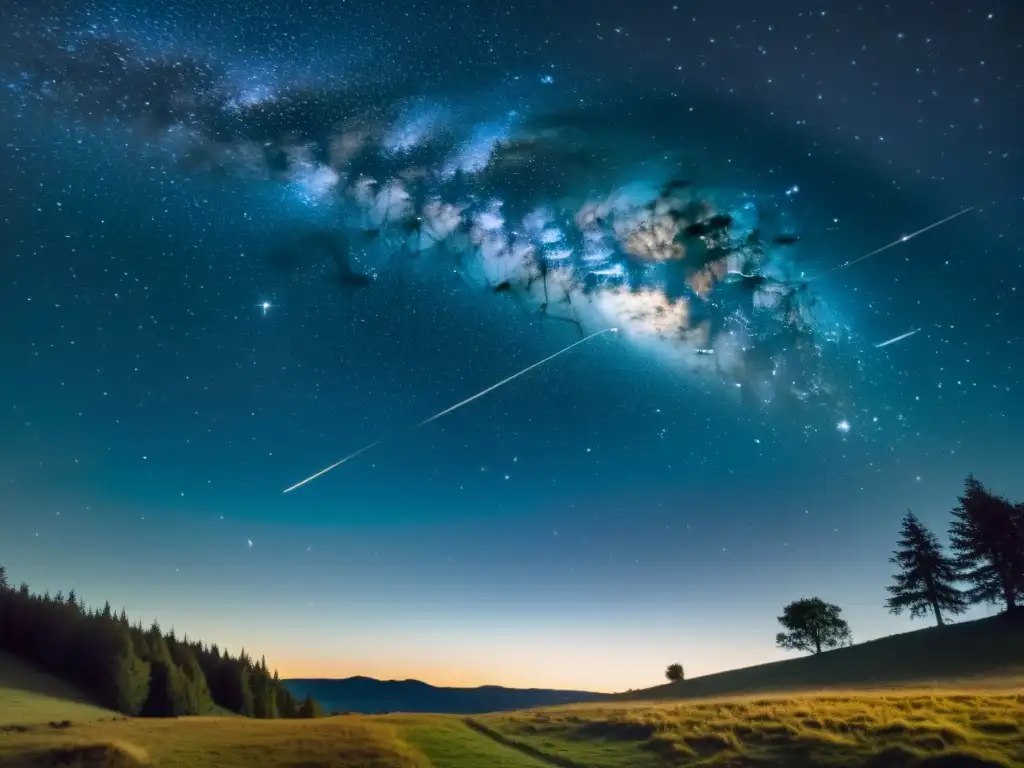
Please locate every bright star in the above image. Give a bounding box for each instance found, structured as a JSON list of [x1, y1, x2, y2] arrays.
[[259, 301, 272, 315], [836, 419, 851, 433]]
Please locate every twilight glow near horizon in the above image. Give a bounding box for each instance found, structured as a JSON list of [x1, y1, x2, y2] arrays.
[[1, 0, 1022, 693]]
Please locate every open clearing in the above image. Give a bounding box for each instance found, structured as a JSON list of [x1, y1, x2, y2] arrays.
[[1, 691, 1021, 767]]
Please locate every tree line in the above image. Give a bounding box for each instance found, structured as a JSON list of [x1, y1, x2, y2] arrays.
[[0, 570, 325, 719], [665, 474, 1024, 680]]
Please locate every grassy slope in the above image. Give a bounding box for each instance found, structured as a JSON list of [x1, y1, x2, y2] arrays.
[[624, 615, 1024, 702], [473, 691, 1024, 768], [0, 650, 115, 727]]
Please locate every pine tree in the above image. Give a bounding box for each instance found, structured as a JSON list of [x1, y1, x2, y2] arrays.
[[886, 510, 966, 626], [948, 475, 1024, 614], [298, 694, 324, 718], [141, 623, 189, 716], [0, 564, 8, 591]]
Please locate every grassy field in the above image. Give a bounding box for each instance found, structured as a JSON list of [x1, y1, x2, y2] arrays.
[[1, 692, 1021, 767], [0, 650, 116, 727], [472, 692, 1024, 767]]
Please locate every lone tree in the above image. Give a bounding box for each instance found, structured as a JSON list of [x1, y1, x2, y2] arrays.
[[776, 598, 852, 655], [0, 564, 7, 591], [886, 510, 966, 626], [665, 663, 684, 682], [948, 475, 1024, 615]]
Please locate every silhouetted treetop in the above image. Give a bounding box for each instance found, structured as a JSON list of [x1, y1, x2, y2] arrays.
[[886, 510, 966, 627], [948, 474, 1024, 614], [776, 597, 852, 655]]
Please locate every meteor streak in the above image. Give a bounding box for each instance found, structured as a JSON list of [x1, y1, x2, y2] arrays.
[[282, 440, 384, 493], [283, 328, 618, 493], [414, 328, 617, 429], [811, 207, 974, 281], [875, 328, 920, 349]]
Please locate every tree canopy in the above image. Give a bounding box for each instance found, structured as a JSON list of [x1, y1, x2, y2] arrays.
[[775, 598, 852, 655], [948, 475, 1024, 614]]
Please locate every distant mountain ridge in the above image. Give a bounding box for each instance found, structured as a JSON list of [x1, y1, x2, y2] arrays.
[[282, 675, 610, 714]]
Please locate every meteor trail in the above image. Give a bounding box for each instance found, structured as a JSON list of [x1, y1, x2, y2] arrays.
[[283, 327, 618, 493], [414, 328, 617, 429], [811, 207, 974, 281], [282, 440, 383, 493], [875, 328, 920, 349]]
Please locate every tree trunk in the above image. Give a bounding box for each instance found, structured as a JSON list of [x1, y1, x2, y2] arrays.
[[931, 600, 944, 626], [1002, 564, 1017, 613], [814, 636, 821, 654]]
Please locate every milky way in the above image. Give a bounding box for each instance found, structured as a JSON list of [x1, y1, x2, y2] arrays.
[[4, 16, 893, 416]]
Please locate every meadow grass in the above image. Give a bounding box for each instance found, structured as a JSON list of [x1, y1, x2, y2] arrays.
[[0, 651, 116, 727], [474, 691, 1024, 767], [393, 715, 553, 768], [0, 716, 429, 768]]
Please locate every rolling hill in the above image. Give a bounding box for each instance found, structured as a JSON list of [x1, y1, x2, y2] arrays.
[[283, 676, 610, 714], [0, 649, 115, 727], [622, 614, 1024, 702]]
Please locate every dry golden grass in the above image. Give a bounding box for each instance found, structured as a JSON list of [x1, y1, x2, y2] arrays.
[[0, 714, 565, 768], [0, 716, 429, 768], [474, 691, 1024, 767]]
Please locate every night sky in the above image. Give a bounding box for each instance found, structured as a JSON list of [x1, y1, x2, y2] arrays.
[[1, 0, 1021, 693]]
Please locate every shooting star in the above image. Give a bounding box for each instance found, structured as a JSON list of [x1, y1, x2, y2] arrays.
[[875, 328, 920, 349], [282, 440, 384, 494], [811, 207, 974, 281], [283, 327, 618, 493]]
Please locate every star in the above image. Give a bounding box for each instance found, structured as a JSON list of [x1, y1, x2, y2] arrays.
[[836, 419, 851, 433]]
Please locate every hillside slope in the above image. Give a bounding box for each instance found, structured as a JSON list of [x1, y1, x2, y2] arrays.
[[0, 650, 115, 727], [284, 676, 609, 714], [625, 615, 1024, 702]]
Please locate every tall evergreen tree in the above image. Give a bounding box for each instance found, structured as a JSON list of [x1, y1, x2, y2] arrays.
[[948, 475, 1024, 614], [886, 510, 966, 626], [0, 564, 8, 591]]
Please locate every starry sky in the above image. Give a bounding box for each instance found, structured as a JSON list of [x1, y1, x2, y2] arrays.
[[1, 0, 1022, 693]]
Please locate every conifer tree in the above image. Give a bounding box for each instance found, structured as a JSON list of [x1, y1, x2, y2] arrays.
[[298, 694, 324, 718], [886, 510, 966, 626], [0, 564, 8, 591], [948, 475, 1024, 614], [141, 622, 189, 716]]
